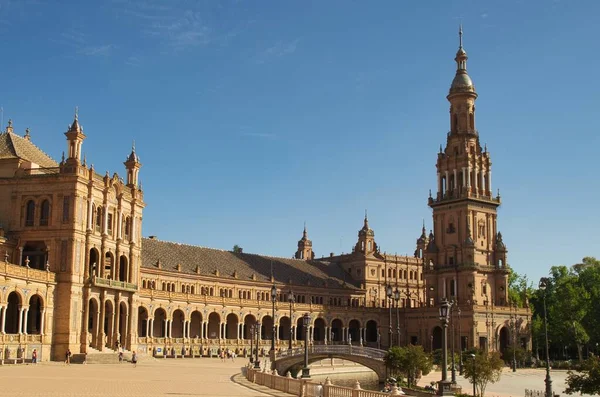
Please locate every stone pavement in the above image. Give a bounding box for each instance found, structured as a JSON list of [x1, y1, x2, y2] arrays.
[[418, 368, 570, 397], [0, 358, 272, 397]]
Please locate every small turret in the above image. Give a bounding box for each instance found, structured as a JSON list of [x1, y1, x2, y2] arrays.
[[64, 108, 86, 164], [355, 211, 377, 255], [124, 141, 141, 187], [295, 223, 314, 260]]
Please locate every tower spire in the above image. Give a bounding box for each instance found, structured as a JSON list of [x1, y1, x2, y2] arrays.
[[459, 23, 463, 49]]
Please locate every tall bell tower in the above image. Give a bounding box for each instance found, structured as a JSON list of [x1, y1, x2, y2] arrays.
[[425, 27, 510, 308]]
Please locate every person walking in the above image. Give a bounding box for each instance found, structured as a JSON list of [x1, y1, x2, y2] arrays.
[[131, 351, 137, 367], [31, 349, 37, 364], [65, 349, 71, 365]]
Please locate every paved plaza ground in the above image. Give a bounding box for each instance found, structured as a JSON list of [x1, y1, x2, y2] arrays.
[[418, 368, 571, 397], [0, 359, 577, 397], [0, 358, 270, 397]]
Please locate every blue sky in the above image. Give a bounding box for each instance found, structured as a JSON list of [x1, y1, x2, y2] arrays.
[[1, 0, 598, 284]]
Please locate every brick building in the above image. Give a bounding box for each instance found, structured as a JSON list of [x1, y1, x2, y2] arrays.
[[0, 32, 530, 362]]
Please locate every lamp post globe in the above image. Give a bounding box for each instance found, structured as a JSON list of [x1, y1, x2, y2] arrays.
[[539, 278, 553, 397], [301, 313, 311, 378], [270, 285, 277, 353], [470, 353, 476, 397]]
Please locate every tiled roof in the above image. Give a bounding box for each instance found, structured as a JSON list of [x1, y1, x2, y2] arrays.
[[0, 132, 58, 168], [141, 238, 361, 290]]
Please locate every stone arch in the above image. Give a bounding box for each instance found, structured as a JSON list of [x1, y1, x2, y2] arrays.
[[261, 315, 273, 340], [348, 319, 361, 344], [172, 309, 185, 338], [104, 251, 114, 279], [27, 294, 44, 334], [190, 310, 202, 339], [330, 318, 343, 342], [278, 316, 291, 340], [87, 297, 100, 347], [313, 318, 325, 342], [5, 291, 21, 334], [118, 255, 128, 282], [207, 312, 220, 339], [153, 307, 167, 337], [432, 326, 443, 351], [365, 320, 378, 343], [137, 306, 148, 337], [499, 326, 510, 355], [243, 314, 257, 339], [226, 313, 238, 339], [103, 300, 114, 348], [89, 248, 100, 277]]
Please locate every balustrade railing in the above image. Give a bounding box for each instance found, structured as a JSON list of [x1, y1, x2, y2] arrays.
[[0, 262, 56, 283], [246, 367, 404, 397], [92, 276, 137, 291], [275, 344, 385, 361]]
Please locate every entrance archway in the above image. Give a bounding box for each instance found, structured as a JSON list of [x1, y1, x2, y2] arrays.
[[279, 316, 291, 340], [118, 301, 127, 348], [137, 307, 148, 337], [243, 315, 257, 340], [190, 311, 202, 339], [27, 295, 43, 334], [348, 319, 361, 344], [88, 298, 99, 346], [313, 318, 325, 343], [499, 327, 510, 355], [172, 310, 185, 338], [153, 308, 166, 337], [331, 319, 343, 342], [103, 300, 114, 348], [226, 313, 238, 339], [366, 320, 378, 343], [207, 312, 220, 339], [261, 316, 273, 340], [5, 292, 21, 334]]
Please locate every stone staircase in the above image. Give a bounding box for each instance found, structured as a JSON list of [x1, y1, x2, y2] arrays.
[[72, 347, 156, 364]]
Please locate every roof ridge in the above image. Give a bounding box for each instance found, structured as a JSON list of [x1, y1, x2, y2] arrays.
[[142, 237, 312, 263]]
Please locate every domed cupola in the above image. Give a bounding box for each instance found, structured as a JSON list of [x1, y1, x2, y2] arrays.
[[355, 211, 377, 254], [495, 232, 506, 251], [449, 25, 477, 97], [426, 231, 439, 253]]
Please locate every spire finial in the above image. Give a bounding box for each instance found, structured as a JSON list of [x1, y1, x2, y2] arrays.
[[75, 106, 79, 121], [365, 209, 368, 221], [303, 221, 307, 238], [132, 139, 136, 152], [459, 23, 463, 49]]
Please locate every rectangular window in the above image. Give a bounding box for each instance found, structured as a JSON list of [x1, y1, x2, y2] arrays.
[[107, 213, 113, 234], [62, 196, 70, 223]]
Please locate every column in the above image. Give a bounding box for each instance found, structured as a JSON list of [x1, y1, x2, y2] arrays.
[[187, 321, 191, 339], [275, 325, 279, 341], [117, 211, 123, 240], [19, 247, 23, 266], [201, 322, 206, 339], [163, 319, 168, 338], [146, 318, 150, 338], [103, 205, 108, 235], [488, 170, 492, 194], [169, 320, 173, 338], [462, 167, 466, 187], [39, 309, 46, 336], [98, 299, 105, 350], [324, 326, 328, 344], [444, 171, 449, 193], [466, 167, 471, 187], [474, 166, 479, 191], [437, 172, 441, 195], [23, 308, 29, 334], [17, 307, 23, 334], [292, 326, 296, 341], [453, 169, 457, 192], [131, 216, 136, 244], [442, 277, 447, 298], [0, 306, 5, 333], [149, 319, 154, 338], [87, 199, 93, 230]]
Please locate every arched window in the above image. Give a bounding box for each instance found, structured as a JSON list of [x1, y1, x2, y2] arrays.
[[124, 217, 131, 240], [95, 207, 103, 232], [25, 200, 35, 226], [40, 200, 50, 226], [191, 286, 195, 294]]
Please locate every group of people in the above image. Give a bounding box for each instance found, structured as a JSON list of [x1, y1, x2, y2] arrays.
[[219, 348, 236, 362]]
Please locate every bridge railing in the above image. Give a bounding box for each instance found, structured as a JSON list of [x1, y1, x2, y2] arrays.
[[246, 365, 403, 396], [275, 344, 386, 361]]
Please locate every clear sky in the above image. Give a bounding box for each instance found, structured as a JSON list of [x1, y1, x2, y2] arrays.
[[1, 0, 598, 284]]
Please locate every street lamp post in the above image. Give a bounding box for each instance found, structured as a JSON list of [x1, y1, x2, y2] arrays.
[[470, 353, 476, 397], [301, 313, 311, 378], [458, 307, 463, 375], [437, 298, 453, 396], [250, 324, 254, 364], [510, 305, 517, 372], [394, 288, 401, 346], [539, 278, 553, 397], [288, 291, 295, 351], [254, 323, 260, 369], [387, 285, 393, 347], [450, 301, 456, 384], [270, 285, 277, 353]]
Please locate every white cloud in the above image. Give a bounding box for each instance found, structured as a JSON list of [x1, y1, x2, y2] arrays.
[[254, 39, 300, 64]]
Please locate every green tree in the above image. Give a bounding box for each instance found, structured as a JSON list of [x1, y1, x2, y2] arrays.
[[462, 351, 503, 397], [384, 345, 433, 388], [508, 270, 532, 307], [232, 244, 243, 254], [565, 356, 600, 395]]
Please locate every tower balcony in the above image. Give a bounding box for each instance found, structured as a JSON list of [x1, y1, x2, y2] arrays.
[[429, 186, 500, 207]]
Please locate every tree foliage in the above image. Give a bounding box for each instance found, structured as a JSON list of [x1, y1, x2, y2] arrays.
[[232, 244, 243, 253], [384, 345, 433, 388], [565, 356, 600, 395], [462, 351, 503, 397]]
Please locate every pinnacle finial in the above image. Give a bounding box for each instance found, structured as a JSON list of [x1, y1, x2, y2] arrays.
[[75, 106, 79, 121], [459, 23, 463, 49], [364, 209, 368, 221], [132, 139, 136, 152]]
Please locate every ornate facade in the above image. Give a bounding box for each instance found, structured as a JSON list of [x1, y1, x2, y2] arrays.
[[0, 31, 530, 363]]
